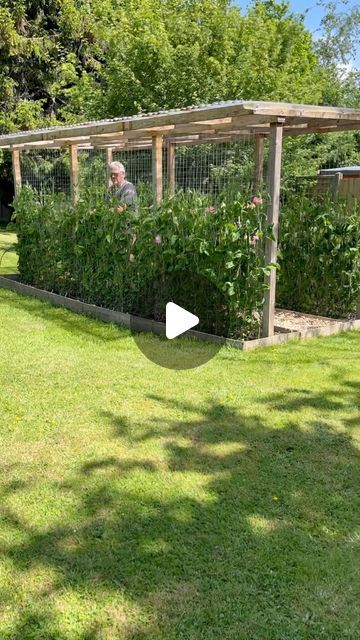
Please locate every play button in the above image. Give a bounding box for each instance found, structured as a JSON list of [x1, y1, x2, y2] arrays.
[[129, 270, 230, 370], [166, 302, 199, 339]]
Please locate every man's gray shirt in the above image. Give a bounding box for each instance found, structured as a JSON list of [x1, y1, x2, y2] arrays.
[[109, 180, 138, 214]]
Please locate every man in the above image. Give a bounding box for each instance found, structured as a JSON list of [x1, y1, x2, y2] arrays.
[[108, 161, 138, 214]]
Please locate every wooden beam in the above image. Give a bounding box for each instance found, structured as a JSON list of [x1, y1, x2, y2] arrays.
[[254, 135, 265, 190], [193, 117, 233, 126], [251, 102, 360, 120], [69, 145, 79, 205], [284, 122, 360, 136], [55, 136, 90, 146], [262, 122, 283, 338], [215, 115, 279, 131], [2, 101, 360, 149], [95, 141, 153, 150], [90, 132, 124, 143], [106, 148, 113, 187], [332, 171, 343, 201], [170, 134, 256, 146], [152, 135, 163, 205], [166, 140, 175, 196], [13, 140, 56, 149], [12, 148, 22, 197]]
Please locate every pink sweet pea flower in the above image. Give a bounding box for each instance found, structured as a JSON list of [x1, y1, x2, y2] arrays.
[[154, 234, 162, 245], [251, 196, 263, 206], [250, 234, 260, 246], [206, 206, 217, 214]]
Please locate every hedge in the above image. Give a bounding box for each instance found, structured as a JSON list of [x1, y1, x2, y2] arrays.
[[13, 188, 272, 339], [13, 187, 359, 339], [277, 192, 360, 318]]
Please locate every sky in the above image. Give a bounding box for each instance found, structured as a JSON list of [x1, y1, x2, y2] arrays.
[[233, 0, 360, 68]]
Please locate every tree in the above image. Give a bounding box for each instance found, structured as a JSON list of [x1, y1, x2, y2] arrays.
[[92, 0, 326, 118], [0, 0, 115, 133], [1, 0, 352, 129]]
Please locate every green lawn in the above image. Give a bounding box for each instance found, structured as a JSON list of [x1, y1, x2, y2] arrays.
[[0, 286, 359, 639], [0, 229, 18, 275]]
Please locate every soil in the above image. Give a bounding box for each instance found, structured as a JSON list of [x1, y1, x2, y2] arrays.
[[274, 308, 346, 333]]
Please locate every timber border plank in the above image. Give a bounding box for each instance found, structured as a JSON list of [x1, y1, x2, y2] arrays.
[[1, 275, 359, 352]]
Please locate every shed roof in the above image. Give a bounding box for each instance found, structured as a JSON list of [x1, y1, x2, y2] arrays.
[[1, 100, 360, 150], [319, 166, 360, 176]]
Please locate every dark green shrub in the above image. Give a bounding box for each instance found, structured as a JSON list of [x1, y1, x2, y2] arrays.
[[277, 193, 360, 318], [13, 187, 272, 339]]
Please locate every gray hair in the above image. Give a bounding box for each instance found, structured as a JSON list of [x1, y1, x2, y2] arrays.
[[109, 161, 125, 175]]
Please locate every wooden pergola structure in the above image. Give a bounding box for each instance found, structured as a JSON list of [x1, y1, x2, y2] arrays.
[[1, 99, 360, 338]]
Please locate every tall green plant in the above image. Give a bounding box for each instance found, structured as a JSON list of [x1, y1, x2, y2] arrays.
[[13, 187, 271, 339], [277, 193, 360, 318]]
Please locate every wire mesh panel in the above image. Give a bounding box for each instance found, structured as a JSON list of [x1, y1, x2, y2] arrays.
[[281, 131, 360, 203], [112, 148, 153, 205], [18, 137, 269, 205], [113, 148, 152, 184], [20, 149, 71, 200], [79, 148, 107, 200], [174, 137, 260, 200]]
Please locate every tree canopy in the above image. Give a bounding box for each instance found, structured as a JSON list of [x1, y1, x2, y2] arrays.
[[0, 0, 359, 134]]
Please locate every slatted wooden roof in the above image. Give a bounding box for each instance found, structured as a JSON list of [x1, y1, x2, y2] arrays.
[[1, 100, 360, 150]]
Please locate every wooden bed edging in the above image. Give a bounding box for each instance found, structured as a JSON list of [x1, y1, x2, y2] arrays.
[[1, 274, 359, 350]]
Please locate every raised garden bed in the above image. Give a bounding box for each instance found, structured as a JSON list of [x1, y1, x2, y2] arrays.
[[1, 274, 359, 351]]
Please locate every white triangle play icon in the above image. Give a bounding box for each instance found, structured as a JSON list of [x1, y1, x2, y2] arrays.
[[166, 302, 199, 339]]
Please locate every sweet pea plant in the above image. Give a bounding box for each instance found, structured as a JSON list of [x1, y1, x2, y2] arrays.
[[277, 192, 360, 318], [13, 187, 271, 339]]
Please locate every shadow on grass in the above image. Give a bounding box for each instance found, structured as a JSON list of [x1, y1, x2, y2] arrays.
[[0, 291, 129, 343], [1, 383, 359, 639], [258, 378, 360, 428]]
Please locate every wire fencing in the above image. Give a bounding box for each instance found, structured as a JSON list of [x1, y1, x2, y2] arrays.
[[18, 131, 360, 205], [20, 149, 71, 200], [18, 136, 263, 204]]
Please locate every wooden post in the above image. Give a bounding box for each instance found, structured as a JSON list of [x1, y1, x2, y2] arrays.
[[261, 122, 283, 338], [12, 148, 22, 196], [332, 171, 343, 202], [69, 144, 79, 204], [152, 135, 163, 205], [166, 140, 175, 196], [254, 134, 265, 191], [106, 147, 113, 187]]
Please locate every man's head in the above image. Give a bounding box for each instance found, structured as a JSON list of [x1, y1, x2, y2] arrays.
[[109, 161, 126, 186]]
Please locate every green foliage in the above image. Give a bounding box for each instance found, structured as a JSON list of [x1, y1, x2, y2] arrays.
[[13, 187, 272, 339], [314, 0, 360, 108], [282, 131, 360, 178], [1, 0, 348, 132], [97, 0, 325, 118], [0, 0, 113, 133], [316, 0, 360, 68], [277, 191, 360, 318]]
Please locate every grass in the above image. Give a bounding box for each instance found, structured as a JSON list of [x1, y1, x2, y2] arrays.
[[0, 286, 359, 639], [0, 228, 18, 275]]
